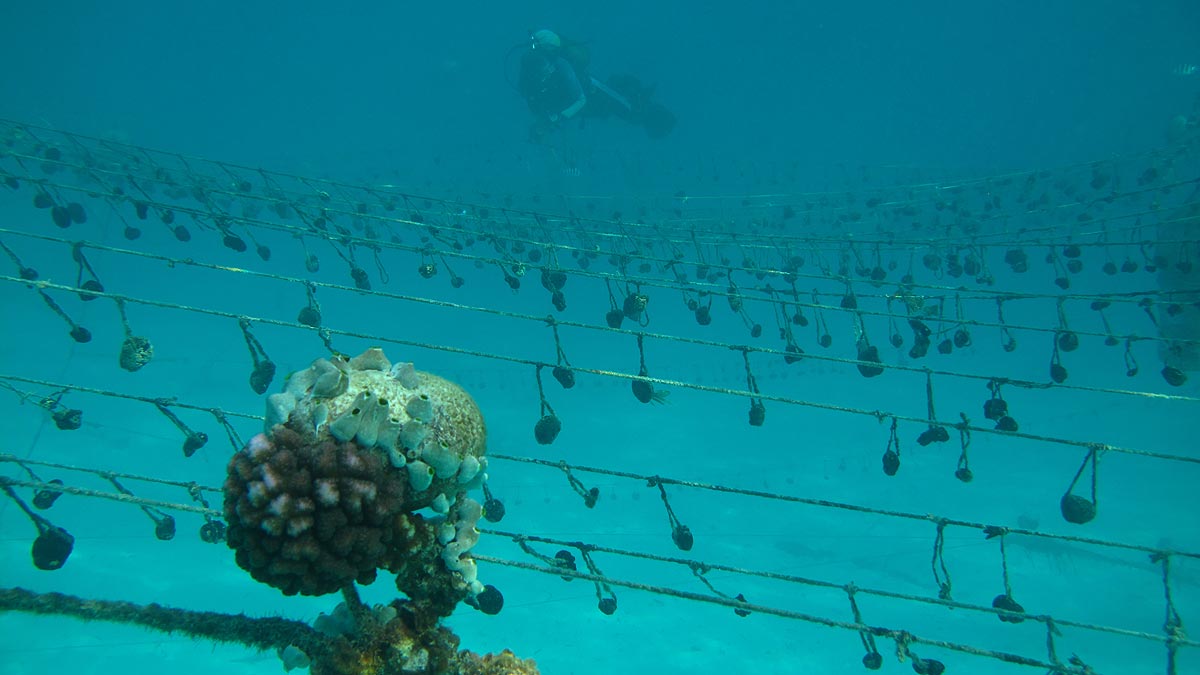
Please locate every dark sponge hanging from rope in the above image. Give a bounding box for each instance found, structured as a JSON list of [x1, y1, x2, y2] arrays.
[[1060, 493, 1097, 524], [856, 340, 884, 378], [552, 366, 576, 389], [992, 593, 1026, 623], [1162, 366, 1187, 387], [32, 526, 74, 570], [534, 414, 562, 445]]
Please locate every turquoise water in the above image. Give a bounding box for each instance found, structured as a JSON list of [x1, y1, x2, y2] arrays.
[[1, 3, 1199, 674]]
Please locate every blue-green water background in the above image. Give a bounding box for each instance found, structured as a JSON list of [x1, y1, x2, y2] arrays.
[[1, 2, 1198, 674], [3, 2, 1199, 185]]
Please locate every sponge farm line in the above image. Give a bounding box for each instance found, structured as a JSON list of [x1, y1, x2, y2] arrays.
[[1, 117, 1195, 250], [6, 224, 1198, 364], [0, 277, 1195, 667], [2, 226, 1197, 403], [2, 448, 1195, 561], [1, 443, 1195, 675], [2, 126, 1198, 404], [3, 117, 1199, 302], [0, 223, 1196, 575], [2, 277, 1196, 467], [4, 157, 1195, 314], [4, 123, 1199, 384], [3, 135, 1198, 294], [2, 120, 1198, 674]]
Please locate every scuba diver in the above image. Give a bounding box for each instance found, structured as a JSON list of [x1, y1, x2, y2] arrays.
[[514, 29, 677, 143]]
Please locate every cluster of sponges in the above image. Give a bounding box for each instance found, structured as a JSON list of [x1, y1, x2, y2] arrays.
[[227, 348, 492, 600], [224, 426, 412, 596], [384, 510, 474, 620], [265, 348, 487, 512], [437, 497, 484, 595]]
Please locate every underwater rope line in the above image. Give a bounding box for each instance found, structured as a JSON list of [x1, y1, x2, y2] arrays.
[[482, 455, 1200, 560], [3, 444, 1192, 670], [0, 126, 1147, 220], [470, 555, 1099, 674], [3, 115, 1178, 208], [3, 448, 1193, 561], [8, 163, 1199, 316], [1, 470, 1189, 663], [484, 529, 1198, 648], [7, 221, 1196, 352], [6, 118, 1193, 255], [0, 587, 331, 663], [614, 178, 1200, 250], [0, 477, 220, 516], [0, 567, 1092, 675], [3, 280, 1198, 466], [7, 114, 1173, 206], [0, 454, 224, 494], [7, 138, 1199, 307], [11, 120, 1199, 271], [8, 129, 1198, 324], [5, 231, 1200, 396], [543, 146, 1190, 204], [3, 119, 1196, 675], [4, 400, 1196, 665]]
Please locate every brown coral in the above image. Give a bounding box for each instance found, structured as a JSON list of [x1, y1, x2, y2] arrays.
[[224, 425, 412, 596]]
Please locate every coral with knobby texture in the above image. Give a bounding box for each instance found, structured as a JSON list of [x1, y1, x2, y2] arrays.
[[265, 348, 489, 513], [222, 348, 524, 671], [227, 349, 494, 601], [224, 426, 411, 596]]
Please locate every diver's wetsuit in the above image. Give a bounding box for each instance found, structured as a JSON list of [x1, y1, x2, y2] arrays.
[[517, 45, 676, 139], [518, 50, 585, 121]]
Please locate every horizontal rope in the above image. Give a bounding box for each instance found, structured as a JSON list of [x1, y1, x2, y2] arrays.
[[474, 554, 1096, 672], [484, 528, 1197, 649], [2, 459, 1184, 662], [6, 116, 1194, 675], [5, 164, 1199, 318], [0, 477, 220, 517], [0, 453, 224, 494], [4, 280, 1197, 466], [486, 454, 1200, 561], [0, 372, 259, 422], [6, 115, 1173, 210], [6, 229, 1200, 398], [8, 223, 1200, 363], [4, 232, 1198, 406], [0, 587, 328, 661], [2, 458, 1184, 654], [6, 120, 1196, 255]]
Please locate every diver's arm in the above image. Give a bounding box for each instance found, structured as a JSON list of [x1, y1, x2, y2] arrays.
[[551, 58, 587, 121], [559, 94, 587, 120]]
